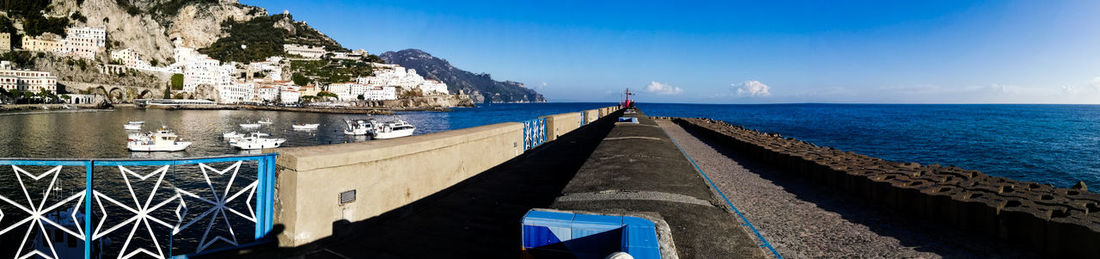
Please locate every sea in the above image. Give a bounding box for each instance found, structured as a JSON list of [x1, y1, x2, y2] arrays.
[[0, 102, 1096, 189], [643, 103, 1100, 190]]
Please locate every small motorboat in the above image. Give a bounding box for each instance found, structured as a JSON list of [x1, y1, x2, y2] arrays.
[[240, 122, 261, 129], [373, 119, 416, 139], [230, 132, 286, 150], [258, 119, 274, 124], [128, 129, 191, 152], [128, 121, 144, 125], [123, 123, 142, 130], [292, 123, 320, 130], [343, 119, 373, 135]]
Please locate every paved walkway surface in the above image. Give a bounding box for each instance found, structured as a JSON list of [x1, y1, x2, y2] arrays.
[[657, 119, 1036, 258], [549, 111, 765, 258]]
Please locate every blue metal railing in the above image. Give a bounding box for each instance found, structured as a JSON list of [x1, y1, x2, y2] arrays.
[[523, 118, 547, 151], [0, 153, 277, 259], [580, 111, 587, 127]]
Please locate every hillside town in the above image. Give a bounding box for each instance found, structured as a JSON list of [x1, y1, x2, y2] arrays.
[[0, 27, 455, 107]]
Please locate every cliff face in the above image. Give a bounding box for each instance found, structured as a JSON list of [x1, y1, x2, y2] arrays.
[[47, 0, 265, 63], [380, 49, 546, 103], [379, 94, 475, 109]]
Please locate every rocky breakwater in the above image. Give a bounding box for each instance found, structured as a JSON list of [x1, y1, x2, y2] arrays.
[[673, 117, 1100, 257], [366, 94, 475, 110]]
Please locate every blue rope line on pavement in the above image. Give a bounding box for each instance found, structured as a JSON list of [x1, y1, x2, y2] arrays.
[[664, 126, 783, 259]]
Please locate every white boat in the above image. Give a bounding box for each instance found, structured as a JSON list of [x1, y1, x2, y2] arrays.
[[292, 123, 320, 130], [123, 124, 143, 130], [258, 119, 274, 124], [223, 131, 244, 139], [240, 122, 261, 129], [373, 119, 416, 139], [230, 132, 286, 150], [343, 119, 374, 135], [128, 121, 144, 124], [128, 132, 150, 142], [128, 129, 191, 152]]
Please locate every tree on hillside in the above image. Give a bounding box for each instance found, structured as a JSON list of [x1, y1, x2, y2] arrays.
[[365, 54, 384, 63], [170, 74, 184, 90], [292, 73, 309, 86]]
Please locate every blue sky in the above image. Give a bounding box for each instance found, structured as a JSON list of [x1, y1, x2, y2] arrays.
[[242, 0, 1100, 104]]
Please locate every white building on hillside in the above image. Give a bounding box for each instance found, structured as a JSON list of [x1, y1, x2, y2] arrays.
[[280, 84, 300, 104], [66, 27, 106, 47], [111, 48, 143, 67], [248, 56, 283, 81], [421, 79, 448, 94], [326, 82, 396, 101], [182, 58, 233, 92], [0, 61, 57, 93], [256, 85, 280, 103], [326, 82, 355, 101], [57, 27, 106, 60], [175, 47, 235, 92], [217, 80, 254, 104], [355, 65, 449, 95], [362, 86, 396, 100], [284, 44, 326, 59]]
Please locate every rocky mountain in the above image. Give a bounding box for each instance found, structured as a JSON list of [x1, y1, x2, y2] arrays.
[[41, 0, 268, 63], [380, 49, 545, 103]]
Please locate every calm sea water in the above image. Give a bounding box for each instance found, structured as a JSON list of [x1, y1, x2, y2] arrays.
[[0, 103, 617, 159], [643, 103, 1100, 190]]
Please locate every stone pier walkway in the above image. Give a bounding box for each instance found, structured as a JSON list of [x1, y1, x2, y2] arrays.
[[657, 119, 1035, 258]]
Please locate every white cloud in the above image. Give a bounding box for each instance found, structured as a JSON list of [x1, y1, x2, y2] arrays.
[[645, 81, 683, 95], [1091, 77, 1100, 90], [733, 80, 771, 97]]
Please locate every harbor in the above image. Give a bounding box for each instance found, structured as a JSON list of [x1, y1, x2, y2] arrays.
[[1, 103, 1099, 258]]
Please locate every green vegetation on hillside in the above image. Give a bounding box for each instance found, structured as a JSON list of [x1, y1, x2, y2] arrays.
[[171, 74, 184, 90], [289, 59, 373, 84], [0, 51, 36, 68], [1, 1, 69, 37], [199, 14, 345, 63], [0, 0, 50, 17], [0, 16, 19, 48], [22, 15, 69, 37]]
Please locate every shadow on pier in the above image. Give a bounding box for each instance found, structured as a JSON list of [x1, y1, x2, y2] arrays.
[[201, 114, 621, 258]]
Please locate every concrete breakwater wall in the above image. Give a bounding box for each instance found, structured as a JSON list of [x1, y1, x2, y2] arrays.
[[272, 106, 621, 246], [672, 117, 1100, 257]]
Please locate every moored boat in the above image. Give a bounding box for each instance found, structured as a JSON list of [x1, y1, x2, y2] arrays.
[[292, 123, 320, 130], [230, 132, 287, 150], [123, 123, 142, 130], [127, 129, 191, 152], [223, 131, 244, 139], [258, 118, 274, 124], [240, 122, 261, 129], [343, 119, 373, 135], [373, 119, 416, 139]]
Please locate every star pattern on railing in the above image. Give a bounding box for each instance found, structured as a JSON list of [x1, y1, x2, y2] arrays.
[[92, 165, 182, 259], [0, 154, 274, 259], [175, 161, 258, 253], [0, 165, 86, 259]]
